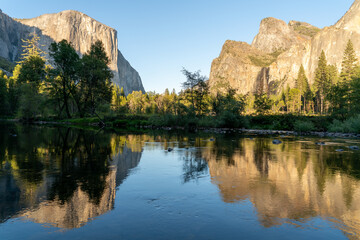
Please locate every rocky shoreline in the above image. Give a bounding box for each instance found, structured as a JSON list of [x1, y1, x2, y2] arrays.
[[3, 119, 360, 139], [144, 126, 360, 139]]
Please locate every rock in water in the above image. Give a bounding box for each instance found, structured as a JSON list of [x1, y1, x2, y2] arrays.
[[272, 139, 282, 145], [349, 146, 360, 150], [0, 10, 144, 95]]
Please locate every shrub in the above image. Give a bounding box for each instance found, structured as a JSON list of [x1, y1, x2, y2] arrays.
[[328, 115, 360, 133], [294, 120, 315, 132]]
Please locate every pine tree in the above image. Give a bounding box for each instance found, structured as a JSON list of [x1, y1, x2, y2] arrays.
[[0, 71, 9, 115], [341, 39, 358, 82], [295, 65, 310, 113], [20, 32, 46, 63], [314, 50, 330, 114]]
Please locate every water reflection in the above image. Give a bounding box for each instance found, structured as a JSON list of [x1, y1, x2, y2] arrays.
[[200, 137, 360, 238], [0, 125, 142, 228], [1, 125, 360, 239]]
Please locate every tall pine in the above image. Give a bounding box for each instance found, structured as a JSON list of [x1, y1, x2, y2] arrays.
[[341, 39, 357, 82], [295, 65, 310, 113], [314, 50, 330, 114]]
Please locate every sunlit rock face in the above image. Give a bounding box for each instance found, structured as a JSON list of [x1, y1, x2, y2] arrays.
[[0, 10, 144, 95], [210, 0, 360, 94], [252, 17, 308, 54], [203, 139, 360, 237]]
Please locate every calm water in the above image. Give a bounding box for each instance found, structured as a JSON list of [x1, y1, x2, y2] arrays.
[[0, 124, 360, 240]]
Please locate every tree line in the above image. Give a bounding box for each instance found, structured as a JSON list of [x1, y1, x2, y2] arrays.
[[1, 34, 360, 126], [0, 33, 112, 120]]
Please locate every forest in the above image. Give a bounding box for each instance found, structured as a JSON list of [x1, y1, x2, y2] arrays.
[[1, 34, 360, 133]]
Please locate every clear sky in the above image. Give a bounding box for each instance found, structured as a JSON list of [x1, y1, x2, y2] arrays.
[[1, 0, 355, 93]]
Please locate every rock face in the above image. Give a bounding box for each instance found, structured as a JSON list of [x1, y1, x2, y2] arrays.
[[0, 10, 144, 95], [210, 1, 360, 94], [252, 17, 307, 54]]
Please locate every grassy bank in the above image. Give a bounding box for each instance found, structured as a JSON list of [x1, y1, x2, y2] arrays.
[[13, 113, 359, 135]]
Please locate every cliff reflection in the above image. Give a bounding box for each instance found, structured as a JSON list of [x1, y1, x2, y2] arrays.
[[0, 125, 142, 228], [202, 138, 360, 237]]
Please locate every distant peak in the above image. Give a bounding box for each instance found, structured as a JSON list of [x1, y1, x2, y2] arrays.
[[335, 0, 360, 30]]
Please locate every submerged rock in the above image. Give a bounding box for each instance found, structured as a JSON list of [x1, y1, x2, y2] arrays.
[[349, 146, 359, 150], [167, 148, 173, 152], [272, 139, 282, 145], [336, 149, 344, 152], [316, 142, 326, 146]]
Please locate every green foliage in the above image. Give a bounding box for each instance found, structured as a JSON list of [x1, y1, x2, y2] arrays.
[[215, 111, 249, 128], [20, 32, 46, 62], [341, 40, 358, 82], [291, 23, 320, 37], [287, 88, 301, 113], [17, 83, 42, 119], [296, 65, 309, 94], [181, 68, 209, 114], [254, 94, 272, 114], [350, 77, 360, 114], [328, 115, 360, 133], [249, 54, 277, 67], [293, 120, 315, 132], [18, 56, 45, 88], [0, 56, 15, 72], [314, 50, 332, 114], [0, 73, 10, 116], [78, 40, 113, 115], [49, 39, 80, 118]]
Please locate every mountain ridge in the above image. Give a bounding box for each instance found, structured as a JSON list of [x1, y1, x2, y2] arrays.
[[209, 1, 358, 95], [0, 10, 145, 95]]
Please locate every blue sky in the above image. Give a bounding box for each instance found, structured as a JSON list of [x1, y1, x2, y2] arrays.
[[1, 0, 354, 93]]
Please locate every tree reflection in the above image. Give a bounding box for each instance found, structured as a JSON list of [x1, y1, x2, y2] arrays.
[[0, 124, 137, 227], [181, 150, 208, 183]]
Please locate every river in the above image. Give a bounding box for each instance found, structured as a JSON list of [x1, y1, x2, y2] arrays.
[[0, 124, 359, 239]]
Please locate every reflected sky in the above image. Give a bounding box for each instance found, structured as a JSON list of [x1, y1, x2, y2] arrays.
[[0, 124, 360, 239]]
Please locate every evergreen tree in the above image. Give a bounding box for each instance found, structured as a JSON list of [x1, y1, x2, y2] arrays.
[[0, 71, 9, 115], [341, 39, 358, 82], [20, 32, 46, 62], [16, 32, 46, 119], [314, 50, 331, 114], [254, 94, 272, 114], [295, 65, 310, 113]]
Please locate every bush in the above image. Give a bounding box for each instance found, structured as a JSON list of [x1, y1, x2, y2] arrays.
[[328, 115, 360, 133], [294, 120, 315, 132]]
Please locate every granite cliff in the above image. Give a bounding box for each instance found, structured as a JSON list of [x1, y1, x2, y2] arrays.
[[0, 10, 144, 95], [209, 1, 359, 95]]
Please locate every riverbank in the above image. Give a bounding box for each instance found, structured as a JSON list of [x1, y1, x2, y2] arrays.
[[2, 116, 359, 139]]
